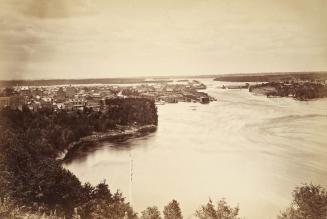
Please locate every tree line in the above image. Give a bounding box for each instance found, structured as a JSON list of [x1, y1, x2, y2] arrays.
[[1, 183, 326, 219]]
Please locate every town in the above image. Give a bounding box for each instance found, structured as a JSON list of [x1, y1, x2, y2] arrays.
[[0, 79, 216, 111]]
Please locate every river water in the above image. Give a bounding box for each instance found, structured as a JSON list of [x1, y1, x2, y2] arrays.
[[64, 79, 327, 219]]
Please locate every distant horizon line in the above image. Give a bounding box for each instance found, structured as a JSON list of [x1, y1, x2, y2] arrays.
[[1, 70, 327, 82]]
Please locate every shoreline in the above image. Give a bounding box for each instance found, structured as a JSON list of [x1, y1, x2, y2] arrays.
[[57, 124, 157, 162]]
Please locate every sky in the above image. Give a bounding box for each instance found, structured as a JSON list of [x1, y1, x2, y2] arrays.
[[0, 0, 326, 80]]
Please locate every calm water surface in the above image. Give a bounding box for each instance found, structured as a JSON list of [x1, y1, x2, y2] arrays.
[[64, 79, 327, 219]]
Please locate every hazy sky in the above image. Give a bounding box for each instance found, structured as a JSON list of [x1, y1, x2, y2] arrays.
[[0, 0, 326, 80]]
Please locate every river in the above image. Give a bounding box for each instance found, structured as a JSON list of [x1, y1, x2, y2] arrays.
[[64, 79, 327, 219]]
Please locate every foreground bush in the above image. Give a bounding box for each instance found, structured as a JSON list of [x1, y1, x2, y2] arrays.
[[140, 206, 161, 219], [195, 199, 240, 219], [163, 200, 183, 219]]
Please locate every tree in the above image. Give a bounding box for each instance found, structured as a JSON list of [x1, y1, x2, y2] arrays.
[[163, 199, 183, 219], [1, 87, 15, 96], [141, 206, 161, 219], [278, 184, 327, 219], [195, 199, 240, 219], [80, 183, 137, 219]]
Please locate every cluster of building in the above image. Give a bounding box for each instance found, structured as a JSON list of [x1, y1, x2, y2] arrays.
[[0, 79, 215, 111], [134, 80, 215, 104], [0, 85, 116, 112]]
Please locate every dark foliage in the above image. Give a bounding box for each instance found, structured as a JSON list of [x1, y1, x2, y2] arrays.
[[141, 206, 162, 219], [163, 200, 183, 219], [105, 98, 158, 126], [195, 199, 240, 219], [278, 184, 327, 219], [0, 87, 16, 97]]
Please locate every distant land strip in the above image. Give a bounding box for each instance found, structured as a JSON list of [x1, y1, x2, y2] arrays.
[[213, 71, 327, 82], [0, 78, 172, 87], [1, 71, 327, 87]]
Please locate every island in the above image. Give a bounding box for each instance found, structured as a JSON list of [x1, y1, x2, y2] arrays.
[[214, 72, 327, 100]]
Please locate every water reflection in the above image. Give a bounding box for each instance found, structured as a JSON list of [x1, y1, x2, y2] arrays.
[[64, 133, 158, 164]]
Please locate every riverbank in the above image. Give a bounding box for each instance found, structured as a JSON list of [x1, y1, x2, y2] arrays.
[[58, 124, 157, 162]]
